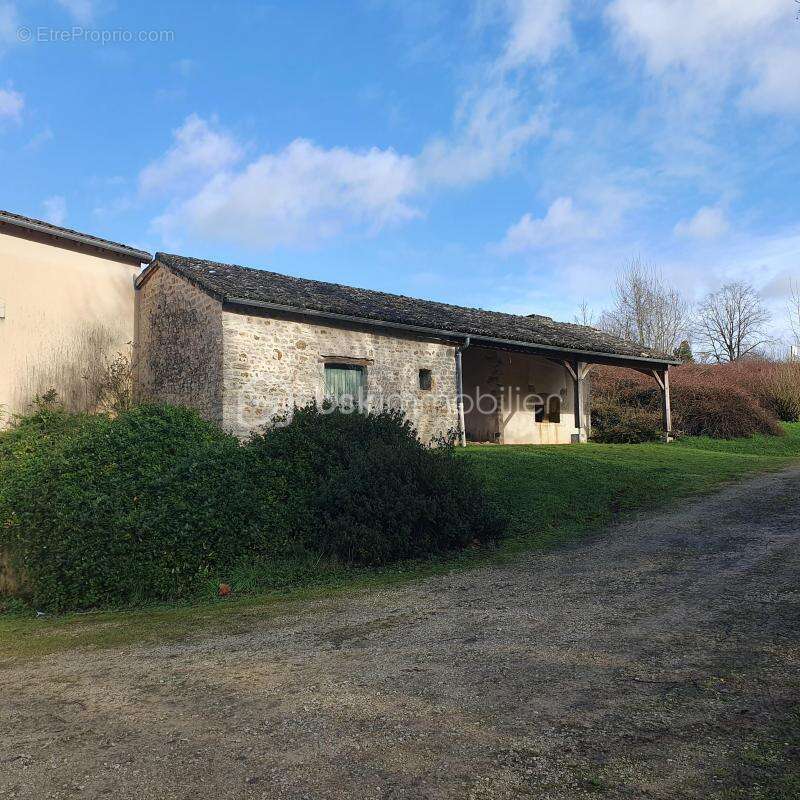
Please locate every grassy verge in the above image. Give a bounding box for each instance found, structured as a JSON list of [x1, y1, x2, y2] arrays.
[[3, 423, 799, 660], [461, 423, 800, 542]]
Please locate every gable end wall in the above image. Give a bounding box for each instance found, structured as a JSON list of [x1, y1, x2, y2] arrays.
[[134, 266, 224, 422]]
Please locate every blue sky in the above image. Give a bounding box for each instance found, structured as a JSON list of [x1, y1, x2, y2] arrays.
[[1, 0, 799, 339]]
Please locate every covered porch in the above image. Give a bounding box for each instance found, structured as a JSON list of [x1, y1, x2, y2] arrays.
[[456, 342, 675, 445]]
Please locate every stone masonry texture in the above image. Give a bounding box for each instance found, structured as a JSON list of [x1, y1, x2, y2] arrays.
[[135, 265, 460, 442], [221, 309, 459, 442], [134, 265, 224, 422]]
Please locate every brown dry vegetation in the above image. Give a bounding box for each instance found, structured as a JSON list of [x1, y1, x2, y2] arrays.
[[591, 360, 800, 441]]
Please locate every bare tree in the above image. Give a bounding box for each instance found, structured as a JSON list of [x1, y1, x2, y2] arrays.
[[789, 277, 800, 347], [598, 257, 691, 354], [694, 281, 772, 362], [573, 300, 595, 327]]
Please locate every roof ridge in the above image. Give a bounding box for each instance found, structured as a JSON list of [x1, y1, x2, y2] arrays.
[[152, 251, 677, 364], [156, 251, 557, 326]]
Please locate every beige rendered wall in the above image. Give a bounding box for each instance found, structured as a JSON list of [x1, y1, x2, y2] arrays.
[[0, 228, 140, 420], [134, 265, 224, 422], [462, 346, 590, 444], [221, 309, 460, 442]]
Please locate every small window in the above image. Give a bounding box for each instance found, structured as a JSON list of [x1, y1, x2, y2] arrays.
[[324, 363, 365, 402], [418, 369, 432, 391], [534, 403, 545, 423], [548, 396, 561, 423]]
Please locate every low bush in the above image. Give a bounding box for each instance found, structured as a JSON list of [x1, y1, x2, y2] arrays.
[[591, 361, 790, 441], [590, 396, 662, 444], [0, 405, 294, 611], [250, 404, 506, 565], [0, 402, 505, 611], [762, 363, 800, 422], [623, 385, 782, 439]]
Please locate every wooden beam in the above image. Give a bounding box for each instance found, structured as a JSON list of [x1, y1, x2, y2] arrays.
[[572, 359, 586, 442], [650, 368, 665, 391], [661, 367, 672, 440]]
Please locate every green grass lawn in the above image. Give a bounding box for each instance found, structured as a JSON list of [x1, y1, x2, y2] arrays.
[[463, 423, 800, 544], [3, 423, 799, 660]]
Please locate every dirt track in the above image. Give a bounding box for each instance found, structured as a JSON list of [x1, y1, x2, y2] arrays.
[[2, 468, 799, 799]]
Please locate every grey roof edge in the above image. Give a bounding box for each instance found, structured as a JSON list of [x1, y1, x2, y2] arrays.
[[138, 257, 678, 367], [0, 210, 151, 263], [222, 295, 680, 367]]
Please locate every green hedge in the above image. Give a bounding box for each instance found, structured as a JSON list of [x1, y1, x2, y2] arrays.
[[250, 404, 504, 565], [0, 403, 505, 611]]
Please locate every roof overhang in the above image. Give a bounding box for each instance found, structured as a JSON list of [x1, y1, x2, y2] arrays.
[[222, 295, 681, 368], [140, 257, 679, 368], [0, 211, 151, 264]]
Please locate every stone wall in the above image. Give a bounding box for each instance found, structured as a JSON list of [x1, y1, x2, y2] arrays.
[[221, 309, 460, 442], [134, 265, 224, 422]]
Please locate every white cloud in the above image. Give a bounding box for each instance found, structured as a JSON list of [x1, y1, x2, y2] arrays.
[[139, 114, 244, 195], [499, 0, 572, 69], [0, 2, 18, 48], [499, 197, 591, 252], [154, 138, 420, 248], [741, 46, 800, 115], [605, 0, 800, 114], [0, 84, 23, 122], [56, 0, 98, 24], [146, 1, 561, 249], [150, 93, 547, 249], [497, 187, 635, 253], [146, 2, 554, 248], [25, 127, 54, 151], [418, 84, 548, 187], [674, 205, 729, 240], [42, 196, 67, 226]]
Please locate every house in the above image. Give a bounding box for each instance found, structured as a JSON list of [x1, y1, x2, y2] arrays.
[[0, 211, 151, 420], [135, 253, 678, 444]]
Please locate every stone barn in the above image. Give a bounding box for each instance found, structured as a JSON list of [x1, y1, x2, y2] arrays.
[[134, 253, 677, 444]]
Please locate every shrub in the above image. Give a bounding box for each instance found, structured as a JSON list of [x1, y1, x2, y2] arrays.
[[620, 385, 783, 439], [591, 362, 788, 440], [0, 405, 294, 611], [0, 402, 506, 611], [250, 404, 506, 565], [590, 396, 662, 444], [762, 363, 800, 422]]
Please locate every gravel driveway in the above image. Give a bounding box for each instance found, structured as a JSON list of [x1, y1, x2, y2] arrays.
[[2, 468, 799, 799]]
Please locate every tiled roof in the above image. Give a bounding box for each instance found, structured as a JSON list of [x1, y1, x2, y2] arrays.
[[152, 252, 677, 364], [0, 209, 151, 262]]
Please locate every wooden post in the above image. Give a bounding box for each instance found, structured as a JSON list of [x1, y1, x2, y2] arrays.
[[651, 366, 672, 441], [563, 359, 586, 443], [574, 359, 584, 440]]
